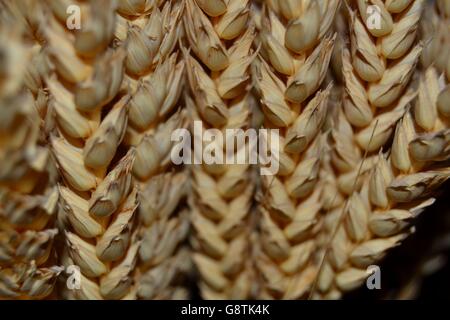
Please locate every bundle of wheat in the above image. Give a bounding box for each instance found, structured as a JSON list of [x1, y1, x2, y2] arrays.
[[115, 0, 192, 300], [2, 0, 450, 301], [42, 0, 142, 299], [183, 0, 258, 299], [252, 0, 339, 299], [0, 0, 60, 299], [315, 0, 450, 299]]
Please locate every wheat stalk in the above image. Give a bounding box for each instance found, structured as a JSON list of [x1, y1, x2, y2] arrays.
[[251, 0, 339, 299], [115, 0, 191, 300], [315, 0, 450, 299], [0, 0, 61, 300], [183, 0, 257, 299]]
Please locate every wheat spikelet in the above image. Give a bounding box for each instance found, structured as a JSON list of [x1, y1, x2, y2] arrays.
[[315, 0, 450, 299], [39, 0, 143, 300], [183, 0, 257, 299], [0, 0, 62, 299], [251, 0, 339, 299], [115, 0, 191, 300]]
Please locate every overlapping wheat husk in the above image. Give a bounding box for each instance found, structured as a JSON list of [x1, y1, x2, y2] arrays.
[[183, 0, 258, 299], [0, 1, 62, 300], [314, 7, 348, 298], [114, 0, 192, 300], [314, 0, 450, 299], [251, 0, 339, 299], [324, 5, 348, 138], [319, 4, 348, 225], [40, 0, 143, 299]]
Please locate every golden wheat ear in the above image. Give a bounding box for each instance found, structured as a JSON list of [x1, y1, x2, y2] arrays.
[[385, 3, 450, 296], [251, 0, 339, 299], [113, 0, 191, 300], [38, 0, 143, 300], [183, 0, 258, 299], [315, 0, 450, 299]]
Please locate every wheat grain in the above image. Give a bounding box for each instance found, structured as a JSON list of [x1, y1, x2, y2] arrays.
[[315, 0, 450, 299], [183, 0, 257, 299], [115, 0, 192, 300], [252, 0, 339, 299], [0, 0, 61, 299]]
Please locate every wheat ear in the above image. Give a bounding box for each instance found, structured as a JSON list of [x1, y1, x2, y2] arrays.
[[251, 0, 339, 299], [115, 0, 192, 300], [42, 0, 142, 299], [183, 0, 257, 299], [316, 0, 450, 299], [0, 0, 61, 299], [316, 0, 424, 299], [388, 2, 450, 298]]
